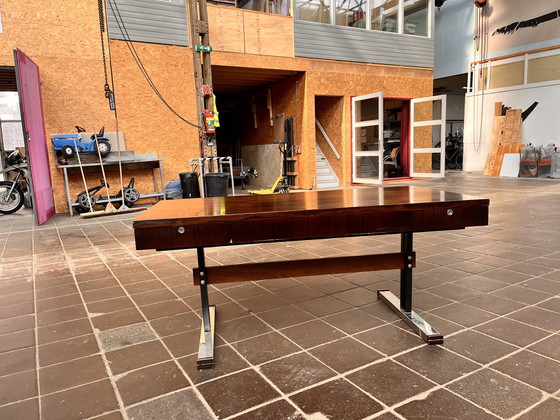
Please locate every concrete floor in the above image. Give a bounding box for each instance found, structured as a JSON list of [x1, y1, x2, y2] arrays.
[[0, 172, 559, 420]]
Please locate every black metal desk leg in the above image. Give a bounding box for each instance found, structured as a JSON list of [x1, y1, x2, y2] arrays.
[[196, 247, 216, 368], [378, 232, 443, 345]]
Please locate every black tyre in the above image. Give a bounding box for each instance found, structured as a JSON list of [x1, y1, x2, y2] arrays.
[[0, 181, 24, 214], [77, 192, 95, 212], [96, 140, 111, 157], [62, 145, 75, 159], [123, 188, 140, 206]]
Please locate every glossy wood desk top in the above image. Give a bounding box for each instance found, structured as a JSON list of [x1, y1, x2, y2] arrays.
[[134, 186, 489, 250]]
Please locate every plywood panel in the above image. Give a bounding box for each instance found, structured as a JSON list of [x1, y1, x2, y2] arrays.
[[244, 13, 294, 58], [208, 6, 245, 54]]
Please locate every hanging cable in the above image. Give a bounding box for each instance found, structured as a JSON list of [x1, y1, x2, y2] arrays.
[[106, 0, 200, 129]]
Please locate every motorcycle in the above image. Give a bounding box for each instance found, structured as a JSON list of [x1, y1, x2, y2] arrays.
[[0, 149, 32, 215]]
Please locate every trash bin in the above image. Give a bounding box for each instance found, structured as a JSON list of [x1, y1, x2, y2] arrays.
[[180, 172, 200, 198], [204, 172, 229, 197]]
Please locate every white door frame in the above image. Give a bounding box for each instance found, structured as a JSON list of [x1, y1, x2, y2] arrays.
[[351, 92, 384, 185], [410, 95, 447, 178]]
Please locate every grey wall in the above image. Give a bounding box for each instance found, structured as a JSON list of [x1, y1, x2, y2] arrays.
[[295, 21, 434, 68], [434, 0, 473, 79], [106, 0, 189, 47]]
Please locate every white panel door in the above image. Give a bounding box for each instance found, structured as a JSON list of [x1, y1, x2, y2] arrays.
[[410, 95, 447, 178], [351, 92, 384, 184]]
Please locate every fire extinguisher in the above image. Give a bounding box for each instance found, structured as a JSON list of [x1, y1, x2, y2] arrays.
[[203, 110, 215, 133]]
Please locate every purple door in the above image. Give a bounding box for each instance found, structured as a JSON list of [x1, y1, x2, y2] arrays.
[[14, 49, 55, 225]]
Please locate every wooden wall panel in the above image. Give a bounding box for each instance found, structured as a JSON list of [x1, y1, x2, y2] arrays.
[[208, 6, 245, 54], [244, 13, 294, 58]]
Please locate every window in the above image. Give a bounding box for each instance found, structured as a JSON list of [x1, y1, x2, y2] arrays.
[[297, 0, 332, 24], [528, 54, 560, 84], [0, 92, 24, 151], [403, 0, 428, 36], [371, 0, 398, 33], [335, 0, 366, 28], [489, 61, 524, 89], [296, 0, 430, 36]]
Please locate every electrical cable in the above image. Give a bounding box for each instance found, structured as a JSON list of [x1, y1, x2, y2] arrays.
[[106, 0, 200, 129]]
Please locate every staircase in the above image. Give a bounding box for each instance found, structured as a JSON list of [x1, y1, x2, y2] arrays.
[[315, 143, 339, 189]]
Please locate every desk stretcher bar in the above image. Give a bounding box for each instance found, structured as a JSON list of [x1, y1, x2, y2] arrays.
[[133, 187, 489, 368]]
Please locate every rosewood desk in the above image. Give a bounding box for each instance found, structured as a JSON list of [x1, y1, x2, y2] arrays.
[[133, 186, 489, 368]]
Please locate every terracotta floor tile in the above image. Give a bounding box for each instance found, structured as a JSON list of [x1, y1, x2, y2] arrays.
[[41, 379, 118, 420], [91, 308, 144, 331], [528, 334, 560, 360], [178, 345, 249, 384], [260, 352, 336, 393], [332, 287, 379, 306], [35, 293, 83, 312], [395, 389, 499, 420], [407, 290, 453, 311], [0, 347, 35, 377], [37, 305, 87, 327], [507, 306, 560, 333], [126, 388, 212, 420], [491, 285, 552, 305], [197, 369, 279, 418], [516, 398, 560, 420], [445, 330, 517, 364], [139, 299, 190, 320], [448, 369, 543, 418], [0, 289, 33, 306], [0, 370, 37, 405], [39, 354, 108, 394], [281, 319, 344, 349], [354, 324, 422, 356], [88, 410, 124, 420], [0, 301, 34, 320], [149, 311, 201, 337], [454, 275, 509, 292], [82, 286, 127, 304], [86, 296, 136, 314], [258, 305, 315, 329], [123, 279, 167, 295], [34, 275, 75, 291], [217, 315, 272, 343], [162, 329, 207, 358], [35, 284, 79, 301], [106, 340, 171, 375], [427, 283, 483, 302], [0, 314, 34, 335], [395, 345, 479, 384], [237, 292, 290, 313], [296, 295, 352, 317], [0, 329, 35, 352], [359, 300, 401, 322], [233, 399, 304, 420], [116, 361, 189, 406], [463, 294, 525, 315], [38, 334, 99, 367], [430, 302, 495, 327], [323, 308, 384, 334], [273, 285, 325, 303], [309, 337, 383, 373], [491, 350, 560, 393], [220, 283, 268, 300], [475, 318, 550, 347], [232, 331, 300, 365], [347, 360, 434, 406], [0, 397, 39, 420], [98, 322, 156, 352], [130, 288, 178, 306], [78, 277, 119, 292], [291, 378, 383, 419]]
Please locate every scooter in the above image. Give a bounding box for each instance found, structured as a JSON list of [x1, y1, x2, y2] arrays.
[[0, 149, 32, 214]]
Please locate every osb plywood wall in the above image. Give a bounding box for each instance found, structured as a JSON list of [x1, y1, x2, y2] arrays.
[[0, 0, 199, 212]]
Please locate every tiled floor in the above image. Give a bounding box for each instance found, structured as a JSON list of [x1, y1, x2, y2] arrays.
[[1, 172, 559, 419]]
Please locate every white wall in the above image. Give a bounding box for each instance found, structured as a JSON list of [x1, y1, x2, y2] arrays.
[[463, 81, 560, 172], [434, 0, 473, 79]]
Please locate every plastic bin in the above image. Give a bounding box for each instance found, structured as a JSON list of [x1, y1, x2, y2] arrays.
[[204, 172, 229, 197], [180, 172, 200, 198]]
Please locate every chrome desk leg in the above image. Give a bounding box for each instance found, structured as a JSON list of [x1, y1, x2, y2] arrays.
[[378, 232, 443, 344], [196, 247, 216, 368]]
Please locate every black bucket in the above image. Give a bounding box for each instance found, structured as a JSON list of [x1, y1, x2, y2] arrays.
[[179, 172, 200, 198], [203, 172, 229, 197]]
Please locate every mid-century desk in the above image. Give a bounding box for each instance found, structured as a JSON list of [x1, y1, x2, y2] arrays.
[[133, 186, 489, 368]]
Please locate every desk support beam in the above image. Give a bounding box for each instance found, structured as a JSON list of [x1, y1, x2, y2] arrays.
[[196, 247, 215, 368], [378, 232, 443, 345]]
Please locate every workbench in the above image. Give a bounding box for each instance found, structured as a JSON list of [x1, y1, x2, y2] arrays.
[[133, 186, 489, 368], [57, 156, 165, 216]]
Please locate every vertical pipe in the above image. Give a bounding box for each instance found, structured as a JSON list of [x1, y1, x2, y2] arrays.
[[197, 247, 211, 334]]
